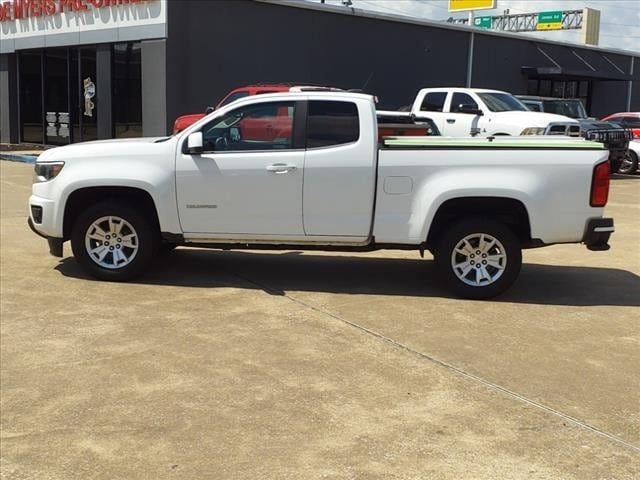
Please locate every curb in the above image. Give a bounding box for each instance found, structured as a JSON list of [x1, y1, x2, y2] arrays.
[[0, 153, 39, 164]]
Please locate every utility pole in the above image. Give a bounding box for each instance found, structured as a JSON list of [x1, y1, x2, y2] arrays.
[[466, 10, 475, 87]]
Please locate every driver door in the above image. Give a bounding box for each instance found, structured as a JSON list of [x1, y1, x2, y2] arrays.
[[176, 100, 305, 236], [443, 92, 482, 137]]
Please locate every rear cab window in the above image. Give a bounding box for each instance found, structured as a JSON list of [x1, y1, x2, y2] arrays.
[[306, 101, 359, 148]]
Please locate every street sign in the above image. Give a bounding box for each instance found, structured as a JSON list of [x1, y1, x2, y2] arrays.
[[537, 11, 563, 30], [448, 0, 496, 13], [473, 16, 492, 29]]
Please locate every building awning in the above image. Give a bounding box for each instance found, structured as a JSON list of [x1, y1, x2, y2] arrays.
[[522, 44, 632, 81]]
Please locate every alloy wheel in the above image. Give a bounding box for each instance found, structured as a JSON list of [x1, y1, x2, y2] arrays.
[[450, 233, 507, 287], [84, 216, 139, 269]]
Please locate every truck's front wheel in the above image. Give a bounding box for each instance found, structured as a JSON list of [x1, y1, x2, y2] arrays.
[[434, 218, 522, 299], [71, 202, 157, 281], [617, 151, 638, 175]]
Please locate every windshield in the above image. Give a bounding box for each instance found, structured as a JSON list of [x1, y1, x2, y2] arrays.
[[218, 91, 250, 107], [542, 100, 587, 119], [477, 93, 528, 112], [522, 101, 542, 112]]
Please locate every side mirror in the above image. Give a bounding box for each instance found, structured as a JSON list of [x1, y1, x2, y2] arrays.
[[457, 104, 484, 116], [187, 132, 204, 154], [205, 106, 214, 114]]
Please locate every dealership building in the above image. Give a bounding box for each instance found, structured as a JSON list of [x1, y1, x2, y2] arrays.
[[1, 0, 638, 145]]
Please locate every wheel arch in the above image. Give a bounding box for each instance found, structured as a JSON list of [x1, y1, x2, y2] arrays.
[[63, 186, 161, 240], [425, 196, 532, 248]]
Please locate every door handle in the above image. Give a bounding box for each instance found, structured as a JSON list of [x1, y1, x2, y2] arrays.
[[266, 163, 297, 174], [446, 119, 456, 124]]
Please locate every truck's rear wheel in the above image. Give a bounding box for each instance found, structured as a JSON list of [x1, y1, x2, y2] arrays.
[[71, 202, 157, 281], [434, 218, 521, 299]]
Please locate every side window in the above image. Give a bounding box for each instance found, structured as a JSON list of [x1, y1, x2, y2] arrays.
[[450, 93, 478, 113], [218, 91, 250, 107], [420, 92, 447, 112], [201, 101, 295, 152], [307, 101, 359, 148]]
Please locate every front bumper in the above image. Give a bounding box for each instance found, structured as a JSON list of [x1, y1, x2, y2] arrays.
[[28, 194, 62, 237], [583, 218, 614, 251], [28, 217, 64, 257]]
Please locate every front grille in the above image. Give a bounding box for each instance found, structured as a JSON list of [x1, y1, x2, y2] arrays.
[[584, 129, 633, 150], [30, 205, 43, 224]]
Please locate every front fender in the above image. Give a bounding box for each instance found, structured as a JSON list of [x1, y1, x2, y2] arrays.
[[33, 160, 181, 238]]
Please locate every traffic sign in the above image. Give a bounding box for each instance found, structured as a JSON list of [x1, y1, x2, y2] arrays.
[[449, 0, 496, 13], [537, 11, 563, 30], [473, 16, 492, 29]]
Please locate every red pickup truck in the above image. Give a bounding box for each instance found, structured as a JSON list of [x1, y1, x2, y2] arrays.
[[172, 84, 439, 140]]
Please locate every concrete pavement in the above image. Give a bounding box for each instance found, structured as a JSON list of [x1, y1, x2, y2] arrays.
[[1, 160, 638, 479]]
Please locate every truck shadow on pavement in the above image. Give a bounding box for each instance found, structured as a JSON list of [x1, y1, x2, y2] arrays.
[[55, 249, 640, 307], [56, 249, 640, 307]]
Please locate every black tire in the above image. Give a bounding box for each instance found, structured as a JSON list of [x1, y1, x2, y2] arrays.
[[618, 150, 638, 175], [610, 158, 623, 173], [434, 217, 522, 300], [70, 201, 158, 281]]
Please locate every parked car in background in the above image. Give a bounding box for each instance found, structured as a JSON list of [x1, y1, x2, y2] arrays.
[[517, 96, 589, 119], [624, 140, 640, 174], [600, 113, 640, 173], [601, 112, 640, 139], [543, 119, 633, 174], [410, 88, 577, 137], [376, 111, 440, 137], [173, 84, 293, 134]]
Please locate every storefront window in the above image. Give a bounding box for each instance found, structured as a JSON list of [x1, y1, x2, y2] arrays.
[[44, 48, 70, 146], [552, 81, 565, 98], [70, 52, 80, 143], [80, 48, 98, 142], [565, 81, 577, 98], [112, 43, 142, 138], [539, 80, 552, 97], [19, 51, 43, 144], [19, 47, 100, 144]]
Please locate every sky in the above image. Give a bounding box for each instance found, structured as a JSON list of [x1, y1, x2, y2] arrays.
[[306, 0, 640, 53]]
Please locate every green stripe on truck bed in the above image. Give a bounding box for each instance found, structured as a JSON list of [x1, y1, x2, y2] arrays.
[[383, 137, 606, 150]]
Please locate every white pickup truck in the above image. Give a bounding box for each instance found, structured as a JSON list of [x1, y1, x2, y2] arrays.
[[410, 88, 577, 137], [28, 91, 614, 299]]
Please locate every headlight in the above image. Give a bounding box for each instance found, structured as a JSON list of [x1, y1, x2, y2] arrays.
[[33, 162, 65, 183], [520, 127, 546, 135]]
